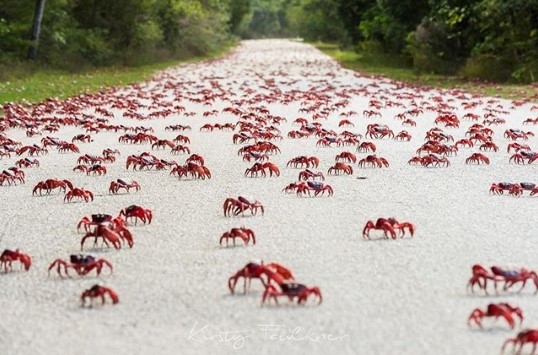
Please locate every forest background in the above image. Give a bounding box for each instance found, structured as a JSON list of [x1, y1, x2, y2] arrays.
[[2, 0, 538, 86]]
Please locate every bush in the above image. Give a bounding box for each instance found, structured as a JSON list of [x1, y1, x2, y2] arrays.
[[459, 54, 514, 82], [406, 23, 462, 75]]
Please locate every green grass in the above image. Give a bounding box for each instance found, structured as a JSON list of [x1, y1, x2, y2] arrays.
[[0, 42, 237, 106], [315, 42, 538, 102]]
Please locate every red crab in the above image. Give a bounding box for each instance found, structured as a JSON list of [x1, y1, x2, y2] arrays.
[[465, 153, 490, 164], [358, 155, 389, 168], [286, 156, 319, 168], [220, 227, 256, 246], [48, 255, 113, 278], [262, 283, 322, 306], [507, 182, 537, 197], [479, 142, 499, 152], [362, 218, 415, 240], [15, 158, 39, 168], [296, 181, 334, 197], [0, 249, 31, 272], [242, 152, 269, 162], [489, 182, 516, 195], [119, 205, 153, 225], [81, 285, 119, 307], [327, 162, 353, 175], [244, 162, 280, 177], [394, 131, 412, 141], [502, 329, 538, 354], [298, 169, 325, 181], [80, 222, 134, 250], [335, 151, 357, 163], [64, 187, 94, 203], [356, 141, 376, 152], [223, 196, 264, 217], [32, 179, 73, 195], [468, 264, 538, 295], [109, 179, 141, 194], [468, 303, 523, 330], [228, 262, 294, 294], [77, 214, 114, 232], [86, 164, 107, 176]]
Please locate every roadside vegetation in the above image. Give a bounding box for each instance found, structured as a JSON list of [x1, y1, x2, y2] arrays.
[[0, 43, 235, 104], [316, 43, 538, 103], [2, 0, 538, 107]]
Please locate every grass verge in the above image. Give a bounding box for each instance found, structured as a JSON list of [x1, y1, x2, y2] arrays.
[[315, 43, 538, 102], [0, 42, 237, 106]]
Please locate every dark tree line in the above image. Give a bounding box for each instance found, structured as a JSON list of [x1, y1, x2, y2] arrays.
[[242, 0, 538, 83], [2, 0, 538, 82], [0, 0, 250, 68]]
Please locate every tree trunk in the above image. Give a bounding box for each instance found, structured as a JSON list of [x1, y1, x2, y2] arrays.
[[27, 0, 47, 60]]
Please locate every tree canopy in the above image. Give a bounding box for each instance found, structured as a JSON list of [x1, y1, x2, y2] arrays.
[[1, 0, 537, 82]]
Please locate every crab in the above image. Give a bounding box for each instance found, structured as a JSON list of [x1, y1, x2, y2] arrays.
[[328, 162, 353, 175], [15, 158, 39, 168], [64, 187, 94, 203], [242, 152, 269, 162], [48, 255, 113, 278], [468, 264, 538, 295], [468, 303, 523, 330], [223, 196, 264, 217], [296, 181, 334, 197], [228, 262, 294, 294], [509, 151, 538, 164], [298, 169, 325, 181], [186, 153, 205, 166], [365, 124, 393, 139], [402, 119, 416, 126], [244, 162, 280, 177], [356, 141, 377, 152], [86, 164, 107, 176], [170, 144, 191, 155], [467, 264, 502, 295], [479, 142, 499, 152], [394, 131, 412, 141], [0, 249, 31, 272], [151, 139, 175, 150], [80, 222, 134, 250], [72, 134, 93, 143], [507, 142, 531, 153], [490, 182, 515, 195], [73, 164, 89, 173], [338, 119, 354, 127], [508, 182, 537, 197], [57, 142, 80, 154], [119, 205, 153, 225], [286, 156, 319, 168], [455, 139, 474, 148], [262, 283, 322, 306], [335, 151, 357, 163], [491, 266, 538, 294], [358, 155, 389, 168], [81, 285, 119, 307], [420, 154, 450, 168], [77, 214, 114, 232], [502, 329, 538, 354], [109, 179, 141, 194], [219, 227, 256, 246], [33, 179, 73, 195], [362, 218, 415, 239], [465, 153, 490, 164]]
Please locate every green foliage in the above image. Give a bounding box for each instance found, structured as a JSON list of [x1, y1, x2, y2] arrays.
[[0, 0, 238, 75], [228, 0, 250, 34], [459, 53, 514, 82], [2, 0, 538, 84]]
